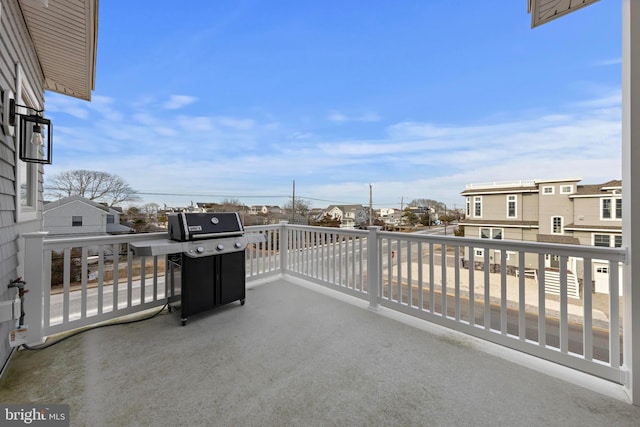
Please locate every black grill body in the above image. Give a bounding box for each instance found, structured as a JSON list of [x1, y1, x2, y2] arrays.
[[168, 212, 244, 241], [129, 212, 264, 326], [167, 212, 247, 325]]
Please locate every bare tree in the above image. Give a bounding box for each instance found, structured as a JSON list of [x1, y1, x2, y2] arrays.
[[46, 170, 140, 207], [142, 203, 160, 217], [284, 198, 311, 216]]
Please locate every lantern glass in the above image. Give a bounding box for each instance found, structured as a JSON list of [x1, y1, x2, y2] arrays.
[[19, 114, 52, 164]]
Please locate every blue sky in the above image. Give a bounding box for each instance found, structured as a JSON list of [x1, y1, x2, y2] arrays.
[[45, 0, 621, 210]]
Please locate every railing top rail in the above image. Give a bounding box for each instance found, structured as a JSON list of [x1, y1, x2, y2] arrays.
[[283, 224, 369, 237], [43, 232, 168, 248], [245, 224, 282, 232], [376, 230, 626, 262]]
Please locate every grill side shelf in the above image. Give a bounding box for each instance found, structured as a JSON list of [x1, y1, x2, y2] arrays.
[[130, 234, 266, 257]]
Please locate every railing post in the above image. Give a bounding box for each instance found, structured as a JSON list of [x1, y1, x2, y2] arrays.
[[279, 221, 289, 275], [367, 226, 381, 310], [21, 232, 48, 346], [623, 0, 640, 405]]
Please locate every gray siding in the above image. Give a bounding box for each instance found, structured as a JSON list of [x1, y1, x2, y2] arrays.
[[0, 0, 46, 372]]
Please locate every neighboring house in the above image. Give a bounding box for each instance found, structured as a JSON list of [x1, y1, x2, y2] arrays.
[[248, 205, 282, 215], [459, 178, 622, 295], [43, 196, 133, 237], [377, 208, 402, 227], [307, 208, 324, 222], [0, 0, 98, 375], [321, 205, 369, 229]]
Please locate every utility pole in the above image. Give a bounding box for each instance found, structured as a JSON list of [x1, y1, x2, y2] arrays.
[[369, 184, 373, 226], [444, 204, 447, 235]]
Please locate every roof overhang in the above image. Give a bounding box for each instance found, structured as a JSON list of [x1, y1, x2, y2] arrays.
[[18, 0, 99, 101], [528, 0, 600, 28]]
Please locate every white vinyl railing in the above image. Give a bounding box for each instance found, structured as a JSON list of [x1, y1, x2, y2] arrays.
[[22, 223, 627, 385]]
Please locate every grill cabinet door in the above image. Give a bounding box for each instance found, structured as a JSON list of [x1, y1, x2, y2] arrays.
[[217, 251, 246, 306]]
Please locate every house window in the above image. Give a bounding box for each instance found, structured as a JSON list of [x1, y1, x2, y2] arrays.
[[602, 199, 611, 219], [601, 197, 622, 220], [507, 195, 516, 218], [552, 216, 563, 234], [594, 234, 623, 248], [107, 215, 115, 224], [466, 197, 470, 217], [474, 196, 482, 218], [542, 186, 554, 195], [480, 227, 503, 240], [615, 235, 622, 247], [594, 234, 610, 247], [560, 185, 573, 194], [15, 64, 40, 222], [72, 216, 83, 227]]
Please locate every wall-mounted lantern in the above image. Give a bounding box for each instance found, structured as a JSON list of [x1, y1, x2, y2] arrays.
[[1, 89, 52, 164]]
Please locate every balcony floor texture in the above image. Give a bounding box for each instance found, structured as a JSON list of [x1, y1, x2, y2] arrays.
[[1, 277, 640, 426]]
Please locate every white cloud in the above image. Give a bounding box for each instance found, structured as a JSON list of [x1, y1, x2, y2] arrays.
[[163, 95, 197, 110], [216, 116, 255, 130], [328, 111, 381, 123], [48, 91, 622, 209], [593, 57, 622, 67]]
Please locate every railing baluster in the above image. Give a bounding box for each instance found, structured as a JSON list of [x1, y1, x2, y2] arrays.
[[518, 251, 526, 341], [351, 236, 356, 290], [98, 245, 104, 314], [441, 243, 447, 318], [609, 260, 620, 368], [397, 239, 402, 303], [454, 246, 460, 321], [140, 255, 147, 306], [500, 249, 507, 335], [387, 238, 393, 300], [359, 237, 364, 292], [81, 247, 88, 319], [407, 241, 413, 308], [63, 248, 70, 324], [469, 245, 475, 326], [483, 249, 490, 330], [583, 257, 593, 360], [418, 242, 424, 311], [429, 242, 435, 313], [560, 255, 569, 353], [127, 247, 133, 308], [153, 256, 159, 302], [538, 253, 546, 347]]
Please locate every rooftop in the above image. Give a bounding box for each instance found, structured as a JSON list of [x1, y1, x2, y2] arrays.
[[1, 277, 639, 426]]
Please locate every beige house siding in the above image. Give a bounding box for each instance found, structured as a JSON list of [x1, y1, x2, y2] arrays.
[[522, 193, 539, 222], [0, 0, 47, 373], [537, 183, 575, 235]]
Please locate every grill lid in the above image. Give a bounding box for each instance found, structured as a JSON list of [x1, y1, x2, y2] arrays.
[[168, 212, 244, 241]]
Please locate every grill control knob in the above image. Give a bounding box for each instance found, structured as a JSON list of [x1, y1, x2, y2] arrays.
[[234, 242, 243, 249], [217, 244, 225, 251], [196, 246, 205, 254]]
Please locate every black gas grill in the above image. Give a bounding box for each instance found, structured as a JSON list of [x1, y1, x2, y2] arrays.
[[130, 212, 264, 325]]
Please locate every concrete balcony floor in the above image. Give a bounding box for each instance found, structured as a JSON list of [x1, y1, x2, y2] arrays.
[[1, 278, 640, 426]]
